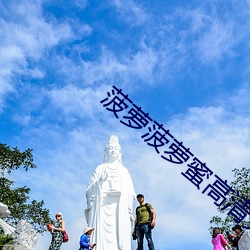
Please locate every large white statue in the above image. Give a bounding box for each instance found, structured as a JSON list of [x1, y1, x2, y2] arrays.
[[238, 230, 250, 250], [85, 135, 136, 250]]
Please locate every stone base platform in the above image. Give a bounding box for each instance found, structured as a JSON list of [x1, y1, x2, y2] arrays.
[[1, 245, 26, 250]]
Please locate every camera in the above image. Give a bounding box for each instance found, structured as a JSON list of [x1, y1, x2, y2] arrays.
[[132, 231, 137, 240]]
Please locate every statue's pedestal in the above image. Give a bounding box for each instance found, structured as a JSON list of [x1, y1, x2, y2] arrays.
[[1, 245, 26, 250]]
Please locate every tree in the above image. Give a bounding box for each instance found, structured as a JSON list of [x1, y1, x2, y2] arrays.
[[0, 144, 36, 175], [0, 143, 52, 233], [209, 167, 250, 233]]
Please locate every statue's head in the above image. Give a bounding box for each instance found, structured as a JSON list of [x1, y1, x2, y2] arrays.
[[0, 202, 10, 218], [104, 135, 122, 163]]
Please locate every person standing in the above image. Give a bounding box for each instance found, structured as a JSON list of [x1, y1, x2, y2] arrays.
[[211, 227, 232, 250], [226, 231, 238, 250], [232, 225, 250, 250], [49, 212, 66, 250], [133, 194, 156, 250], [232, 225, 245, 250], [79, 227, 96, 250]]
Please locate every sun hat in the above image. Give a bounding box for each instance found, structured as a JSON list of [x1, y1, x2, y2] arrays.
[[84, 227, 95, 234], [55, 212, 63, 218]]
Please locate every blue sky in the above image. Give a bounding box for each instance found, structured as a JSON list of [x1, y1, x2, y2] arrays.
[[1, 0, 250, 249]]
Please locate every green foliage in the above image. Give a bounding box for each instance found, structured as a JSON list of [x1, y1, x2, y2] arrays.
[[209, 167, 250, 233], [0, 234, 14, 246], [0, 144, 36, 175], [0, 143, 52, 233]]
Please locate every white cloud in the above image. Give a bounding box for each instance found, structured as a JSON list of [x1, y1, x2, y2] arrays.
[[73, 0, 87, 9], [81, 45, 158, 86], [189, 8, 210, 33], [12, 89, 250, 250], [0, 0, 75, 110], [112, 0, 148, 26], [127, 43, 158, 84], [196, 20, 235, 63], [160, 7, 240, 66], [223, 83, 250, 115], [0, 2, 73, 58], [81, 48, 127, 85], [168, 106, 250, 169], [48, 84, 110, 119]]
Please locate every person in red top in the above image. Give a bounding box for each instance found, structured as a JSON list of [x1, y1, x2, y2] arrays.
[[212, 227, 232, 250]]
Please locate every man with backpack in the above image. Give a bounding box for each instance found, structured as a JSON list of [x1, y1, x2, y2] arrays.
[[132, 194, 156, 250]]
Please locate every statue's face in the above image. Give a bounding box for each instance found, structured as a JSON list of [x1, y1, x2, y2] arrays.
[[107, 142, 121, 160]]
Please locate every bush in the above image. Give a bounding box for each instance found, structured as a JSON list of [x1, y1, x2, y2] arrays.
[[0, 234, 14, 246]]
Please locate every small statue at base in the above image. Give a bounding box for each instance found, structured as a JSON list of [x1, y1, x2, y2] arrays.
[[0, 203, 38, 250]]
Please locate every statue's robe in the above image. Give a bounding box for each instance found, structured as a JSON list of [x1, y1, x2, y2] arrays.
[[85, 163, 136, 250]]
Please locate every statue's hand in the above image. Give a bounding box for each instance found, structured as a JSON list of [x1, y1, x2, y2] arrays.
[[88, 201, 93, 208], [86, 195, 95, 208], [101, 171, 108, 181], [129, 213, 135, 222]]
